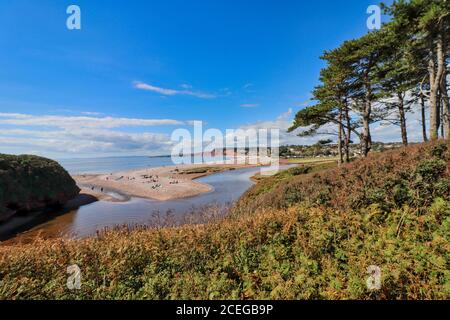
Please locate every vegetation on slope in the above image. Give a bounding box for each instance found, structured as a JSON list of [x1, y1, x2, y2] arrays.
[[0, 142, 449, 299], [0, 154, 80, 222], [233, 142, 450, 217]]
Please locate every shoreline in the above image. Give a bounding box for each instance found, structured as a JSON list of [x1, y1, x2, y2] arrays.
[[73, 163, 263, 202], [1, 163, 264, 245]]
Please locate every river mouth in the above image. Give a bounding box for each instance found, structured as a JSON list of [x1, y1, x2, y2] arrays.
[[0, 166, 268, 243]]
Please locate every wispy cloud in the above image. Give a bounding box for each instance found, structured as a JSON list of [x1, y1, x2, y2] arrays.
[[240, 103, 259, 108], [133, 81, 216, 99], [0, 113, 185, 129], [243, 83, 255, 93], [232, 107, 426, 146], [0, 113, 187, 157], [52, 109, 104, 116], [219, 88, 232, 97], [232, 108, 314, 146], [0, 130, 173, 156], [80, 111, 104, 116]]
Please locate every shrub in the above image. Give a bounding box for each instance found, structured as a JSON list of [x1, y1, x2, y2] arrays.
[[233, 141, 450, 216], [289, 166, 312, 176]]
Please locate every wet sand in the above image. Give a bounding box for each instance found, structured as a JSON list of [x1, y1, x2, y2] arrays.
[[73, 163, 260, 202]]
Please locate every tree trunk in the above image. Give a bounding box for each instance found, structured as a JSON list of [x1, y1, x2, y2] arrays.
[[397, 92, 408, 146], [361, 97, 372, 157], [429, 56, 439, 140], [429, 26, 446, 140], [338, 108, 343, 165], [344, 104, 351, 162], [420, 93, 428, 142], [441, 74, 450, 139], [440, 94, 444, 138], [358, 72, 373, 158]]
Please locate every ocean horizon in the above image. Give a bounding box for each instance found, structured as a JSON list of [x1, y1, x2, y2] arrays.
[[57, 155, 230, 174]]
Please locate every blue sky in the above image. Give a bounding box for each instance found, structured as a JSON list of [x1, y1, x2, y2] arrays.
[[1, 0, 413, 158]]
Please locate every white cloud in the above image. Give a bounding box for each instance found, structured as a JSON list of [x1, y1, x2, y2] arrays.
[[0, 113, 185, 129], [240, 103, 259, 108], [0, 134, 172, 155], [232, 105, 427, 147], [371, 108, 427, 143], [134, 81, 216, 99], [0, 113, 189, 157], [80, 111, 104, 116], [230, 108, 321, 146], [0, 128, 174, 157]]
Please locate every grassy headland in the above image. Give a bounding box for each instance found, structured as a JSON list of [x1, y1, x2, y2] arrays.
[[0, 154, 79, 223], [0, 141, 449, 299]]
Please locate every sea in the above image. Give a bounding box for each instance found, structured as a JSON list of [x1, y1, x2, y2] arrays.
[[57, 155, 229, 174]]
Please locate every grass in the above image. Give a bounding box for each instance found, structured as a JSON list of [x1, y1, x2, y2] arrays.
[[244, 162, 337, 200], [0, 142, 449, 300], [285, 157, 340, 164], [179, 166, 227, 175]]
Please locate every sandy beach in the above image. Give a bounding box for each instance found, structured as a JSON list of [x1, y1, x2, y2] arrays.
[[74, 163, 260, 202]]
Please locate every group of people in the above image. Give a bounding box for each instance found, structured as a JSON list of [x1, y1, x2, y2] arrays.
[[151, 183, 162, 190], [141, 174, 159, 182], [140, 173, 163, 190], [90, 186, 104, 193], [94, 171, 182, 193]]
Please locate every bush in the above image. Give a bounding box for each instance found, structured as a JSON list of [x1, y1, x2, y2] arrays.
[[289, 166, 312, 176]]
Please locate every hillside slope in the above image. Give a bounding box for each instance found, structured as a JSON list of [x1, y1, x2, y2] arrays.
[[0, 142, 448, 300], [0, 154, 80, 222], [233, 142, 450, 216]]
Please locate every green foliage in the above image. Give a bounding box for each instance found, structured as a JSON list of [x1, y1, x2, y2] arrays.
[[238, 163, 336, 209], [235, 141, 450, 215], [289, 166, 312, 176], [317, 139, 333, 145], [0, 154, 79, 221], [179, 166, 223, 175], [0, 142, 448, 300]]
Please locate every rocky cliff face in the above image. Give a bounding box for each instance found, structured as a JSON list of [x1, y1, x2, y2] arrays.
[[0, 154, 80, 222]]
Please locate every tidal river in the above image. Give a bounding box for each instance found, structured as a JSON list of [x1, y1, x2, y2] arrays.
[[0, 166, 264, 242]]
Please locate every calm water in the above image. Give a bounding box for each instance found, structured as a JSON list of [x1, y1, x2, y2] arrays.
[[1, 166, 270, 241], [1, 154, 290, 241], [58, 155, 229, 174]]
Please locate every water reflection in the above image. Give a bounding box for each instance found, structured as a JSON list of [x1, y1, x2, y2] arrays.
[[2, 166, 264, 241]]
